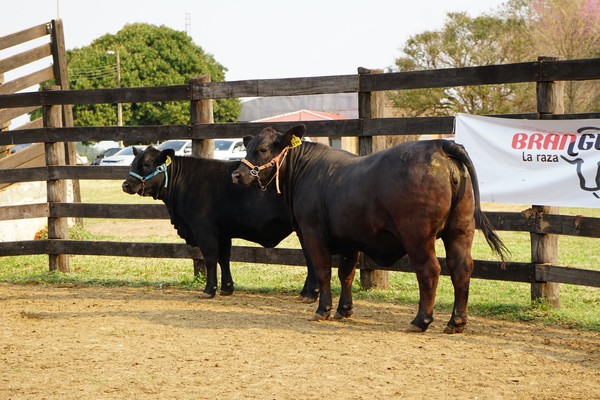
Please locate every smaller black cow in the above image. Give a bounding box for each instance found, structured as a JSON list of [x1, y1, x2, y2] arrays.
[[122, 146, 318, 300]]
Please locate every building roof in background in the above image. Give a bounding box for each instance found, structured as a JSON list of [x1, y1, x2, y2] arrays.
[[253, 109, 348, 122], [239, 93, 358, 121]]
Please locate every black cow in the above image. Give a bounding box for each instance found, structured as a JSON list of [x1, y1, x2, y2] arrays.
[[232, 125, 507, 333], [122, 146, 318, 300]]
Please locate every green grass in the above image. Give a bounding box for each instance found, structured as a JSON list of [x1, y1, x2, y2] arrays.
[[1, 180, 599, 331]]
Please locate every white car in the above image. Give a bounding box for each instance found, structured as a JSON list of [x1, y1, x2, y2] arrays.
[[157, 140, 191, 156], [99, 146, 146, 166], [214, 138, 246, 161]]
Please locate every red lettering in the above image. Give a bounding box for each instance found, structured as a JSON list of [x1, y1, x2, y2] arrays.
[[543, 134, 560, 150], [529, 133, 543, 150], [512, 133, 528, 149]]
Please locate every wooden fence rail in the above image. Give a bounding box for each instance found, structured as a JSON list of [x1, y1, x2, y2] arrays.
[[1, 44, 600, 302]]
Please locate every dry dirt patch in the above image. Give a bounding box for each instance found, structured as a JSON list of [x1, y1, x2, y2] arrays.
[[1, 283, 599, 399]]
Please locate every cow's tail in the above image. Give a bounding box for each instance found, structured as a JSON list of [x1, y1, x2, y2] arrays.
[[442, 140, 509, 262]]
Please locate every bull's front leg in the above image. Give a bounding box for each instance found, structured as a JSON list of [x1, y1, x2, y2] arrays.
[[301, 234, 333, 321]]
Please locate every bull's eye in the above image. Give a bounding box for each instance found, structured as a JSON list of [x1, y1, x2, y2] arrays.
[[259, 148, 268, 153]]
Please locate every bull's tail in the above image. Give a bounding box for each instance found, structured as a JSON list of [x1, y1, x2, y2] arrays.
[[442, 140, 509, 262]]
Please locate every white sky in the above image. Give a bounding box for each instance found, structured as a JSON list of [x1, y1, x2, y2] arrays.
[[2, 0, 508, 82]]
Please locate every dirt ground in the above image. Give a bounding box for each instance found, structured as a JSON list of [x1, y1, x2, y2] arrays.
[[1, 283, 599, 400]]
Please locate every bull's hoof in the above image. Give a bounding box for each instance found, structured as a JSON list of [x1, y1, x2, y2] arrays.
[[332, 311, 353, 320], [220, 283, 234, 296], [200, 292, 216, 299], [443, 324, 466, 334], [406, 323, 425, 333], [300, 296, 318, 304], [309, 312, 330, 321]]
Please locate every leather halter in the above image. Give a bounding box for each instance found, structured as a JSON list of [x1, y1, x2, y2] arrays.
[[240, 145, 290, 194]]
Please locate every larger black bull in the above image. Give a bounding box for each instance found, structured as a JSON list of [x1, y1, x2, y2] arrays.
[[232, 125, 507, 333], [122, 146, 318, 300]]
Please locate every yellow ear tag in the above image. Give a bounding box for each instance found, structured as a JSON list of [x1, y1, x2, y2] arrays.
[[165, 156, 172, 166], [290, 135, 302, 148]]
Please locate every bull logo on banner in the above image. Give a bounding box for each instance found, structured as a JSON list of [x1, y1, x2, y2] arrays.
[[560, 126, 600, 200]]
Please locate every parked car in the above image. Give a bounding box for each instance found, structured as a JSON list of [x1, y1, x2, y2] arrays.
[[99, 146, 146, 166], [157, 140, 191, 156], [214, 138, 246, 161], [92, 147, 122, 165]]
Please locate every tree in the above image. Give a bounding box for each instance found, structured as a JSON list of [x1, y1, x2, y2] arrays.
[[46, 23, 240, 128], [529, 0, 600, 113], [388, 4, 536, 117]]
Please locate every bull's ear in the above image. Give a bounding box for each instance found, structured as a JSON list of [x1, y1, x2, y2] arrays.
[[133, 146, 142, 156], [284, 124, 306, 144], [158, 148, 175, 164], [243, 135, 254, 147]]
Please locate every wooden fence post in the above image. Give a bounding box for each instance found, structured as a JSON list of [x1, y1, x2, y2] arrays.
[[188, 75, 214, 276], [532, 56, 563, 306], [43, 85, 70, 272], [50, 19, 83, 227], [357, 67, 389, 290]]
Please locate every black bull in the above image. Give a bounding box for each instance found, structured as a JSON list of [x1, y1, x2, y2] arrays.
[[122, 146, 318, 300], [232, 125, 508, 334]]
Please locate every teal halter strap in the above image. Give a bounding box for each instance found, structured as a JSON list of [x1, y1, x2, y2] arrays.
[[129, 156, 172, 188]]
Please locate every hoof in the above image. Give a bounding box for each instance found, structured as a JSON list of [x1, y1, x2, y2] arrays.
[[444, 325, 465, 334], [332, 311, 352, 320], [200, 292, 216, 299], [406, 323, 425, 333], [301, 296, 318, 304], [220, 290, 234, 296], [308, 312, 330, 321]]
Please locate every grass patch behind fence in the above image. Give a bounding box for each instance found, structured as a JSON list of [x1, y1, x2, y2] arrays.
[[1, 180, 598, 331]]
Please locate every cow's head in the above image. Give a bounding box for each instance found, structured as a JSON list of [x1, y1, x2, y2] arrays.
[[122, 146, 175, 198], [231, 125, 305, 192]]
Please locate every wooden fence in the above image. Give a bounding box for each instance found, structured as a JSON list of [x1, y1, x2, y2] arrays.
[[0, 22, 599, 304]]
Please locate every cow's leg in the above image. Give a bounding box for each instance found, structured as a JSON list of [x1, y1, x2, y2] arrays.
[[442, 223, 475, 334], [218, 238, 235, 296], [407, 242, 441, 332], [333, 250, 358, 319], [198, 240, 219, 299], [301, 233, 333, 320], [297, 231, 319, 303]]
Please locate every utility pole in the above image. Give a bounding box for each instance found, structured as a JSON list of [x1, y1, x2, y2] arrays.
[[107, 50, 123, 145]]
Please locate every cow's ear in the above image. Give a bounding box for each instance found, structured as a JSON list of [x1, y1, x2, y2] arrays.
[[243, 135, 254, 147], [133, 146, 142, 156], [284, 124, 306, 144], [158, 148, 175, 164]]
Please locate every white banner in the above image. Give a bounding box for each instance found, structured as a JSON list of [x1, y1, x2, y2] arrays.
[[455, 114, 600, 208]]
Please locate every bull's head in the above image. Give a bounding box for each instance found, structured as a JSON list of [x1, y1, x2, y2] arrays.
[[231, 125, 305, 192], [122, 146, 175, 199]]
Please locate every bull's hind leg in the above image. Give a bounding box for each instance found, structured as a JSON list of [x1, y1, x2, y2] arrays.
[[333, 250, 358, 319], [442, 232, 475, 334], [407, 243, 441, 332]]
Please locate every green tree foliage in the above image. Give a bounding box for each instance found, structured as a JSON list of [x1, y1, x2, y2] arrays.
[[389, 7, 536, 116], [58, 23, 240, 127]]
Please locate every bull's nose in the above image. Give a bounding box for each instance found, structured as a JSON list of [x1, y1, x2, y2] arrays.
[[122, 181, 130, 192]]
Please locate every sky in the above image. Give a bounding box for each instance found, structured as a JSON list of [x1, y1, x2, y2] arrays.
[[2, 0, 508, 83]]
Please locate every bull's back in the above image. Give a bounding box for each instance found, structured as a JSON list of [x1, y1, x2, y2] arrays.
[[317, 140, 467, 260]]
